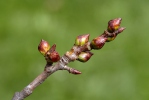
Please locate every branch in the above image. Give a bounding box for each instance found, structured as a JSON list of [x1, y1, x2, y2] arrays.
[[12, 18, 125, 100]]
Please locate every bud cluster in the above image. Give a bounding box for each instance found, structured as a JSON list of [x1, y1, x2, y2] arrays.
[[90, 18, 125, 49], [106, 18, 125, 42], [38, 18, 125, 64], [74, 34, 93, 62], [38, 40, 60, 63]]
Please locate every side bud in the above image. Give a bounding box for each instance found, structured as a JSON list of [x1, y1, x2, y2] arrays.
[[106, 27, 126, 42], [107, 18, 122, 33], [38, 39, 50, 56], [90, 36, 106, 50], [46, 44, 60, 62], [49, 51, 60, 62], [75, 34, 90, 46], [117, 27, 125, 34], [77, 51, 93, 62], [106, 36, 116, 42]]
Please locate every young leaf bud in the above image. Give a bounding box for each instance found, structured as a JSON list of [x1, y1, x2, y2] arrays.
[[77, 51, 93, 62], [90, 36, 106, 50], [49, 51, 60, 62], [75, 34, 90, 46], [49, 44, 56, 52], [117, 27, 125, 34], [38, 39, 50, 56], [107, 18, 122, 33]]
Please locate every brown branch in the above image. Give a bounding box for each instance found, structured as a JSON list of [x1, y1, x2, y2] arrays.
[[12, 18, 125, 100], [12, 47, 86, 100]]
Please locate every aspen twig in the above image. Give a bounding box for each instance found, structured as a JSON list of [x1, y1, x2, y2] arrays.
[[12, 18, 125, 100]]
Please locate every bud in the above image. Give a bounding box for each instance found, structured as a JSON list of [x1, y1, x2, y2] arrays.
[[69, 68, 82, 74], [75, 34, 90, 46], [77, 51, 93, 62], [107, 18, 122, 33], [38, 39, 50, 56], [49, 51, 60, 62], [46, 44, 60, 62], [49, 44, 56, 52], [90, 36, 106, 50], [106, 27, 126, 42], [117, 27, 125, 34]]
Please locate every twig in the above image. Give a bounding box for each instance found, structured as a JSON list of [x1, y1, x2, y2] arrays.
[[12, 18, 125, 100]]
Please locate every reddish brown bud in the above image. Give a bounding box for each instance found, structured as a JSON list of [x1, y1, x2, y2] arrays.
[[75, 34, 90, 46], [90, 36, 106, 50], [107, 18, 122, 33], [49, 51, 60, 62], [38, 39, 50, 56], [77, 51, 93, 62], [45, 44, 60, 62]]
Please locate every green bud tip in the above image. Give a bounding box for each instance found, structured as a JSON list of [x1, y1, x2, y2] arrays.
[[75, 34, 90, 46], [38, 39, 50, 56]]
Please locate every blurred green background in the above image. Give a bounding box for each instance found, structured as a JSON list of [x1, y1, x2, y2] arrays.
[[0, 0, 148, 100]]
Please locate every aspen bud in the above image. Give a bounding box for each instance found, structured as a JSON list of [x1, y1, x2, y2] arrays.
[[77, 51, 93, 62], [91, 36, 106, 50], [49, 51, 60, 62], [38, 39, 50, 56], [75, 34, 90, 46]]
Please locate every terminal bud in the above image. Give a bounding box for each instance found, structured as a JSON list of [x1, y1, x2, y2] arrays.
[[107, 18, 122, 33]]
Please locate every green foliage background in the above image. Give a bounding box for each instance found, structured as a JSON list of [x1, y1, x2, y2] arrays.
[[0, 0, 148, 100]]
